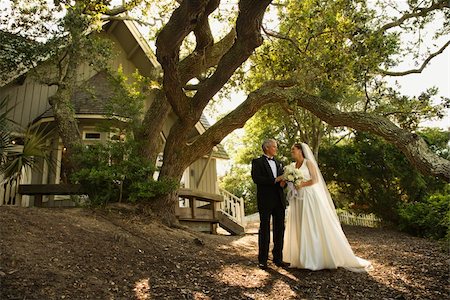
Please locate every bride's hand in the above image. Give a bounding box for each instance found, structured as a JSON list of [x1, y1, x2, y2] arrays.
[[295, 182, 303, 190], [275, 175, 284, 183]]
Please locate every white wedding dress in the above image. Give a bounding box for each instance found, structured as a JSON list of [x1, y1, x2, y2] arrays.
[[283, 144, 372, 273]]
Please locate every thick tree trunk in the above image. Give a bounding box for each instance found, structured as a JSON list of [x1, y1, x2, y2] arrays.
[[151, 0, 274, 225], [48, 84, 82, 176], [46, 48, 83, 175], [153, 155, 186, 227], [48, 87, 81, 152], [152, 122, 191, 226], [151, 190, 181, 227], [138, 90, 171, 164]]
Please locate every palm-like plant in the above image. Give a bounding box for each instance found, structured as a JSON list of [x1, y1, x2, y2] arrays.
[[0, 96, 14, 165], [2, 124, 53, 179], [0, 96, 53, 181]]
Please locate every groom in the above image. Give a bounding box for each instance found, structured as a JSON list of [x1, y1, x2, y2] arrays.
[[251, 139, 287, 269]]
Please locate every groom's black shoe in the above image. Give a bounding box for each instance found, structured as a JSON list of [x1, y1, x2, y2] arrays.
[[258, 263, 268, 270], [274, 261, 290, 268]]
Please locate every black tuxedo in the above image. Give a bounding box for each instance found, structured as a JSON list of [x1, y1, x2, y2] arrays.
[[251, 155, 286, 264]]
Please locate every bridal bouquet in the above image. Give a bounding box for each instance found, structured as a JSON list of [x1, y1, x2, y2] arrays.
[[283, 164, 304, 200], [283, 164, 304, 186]]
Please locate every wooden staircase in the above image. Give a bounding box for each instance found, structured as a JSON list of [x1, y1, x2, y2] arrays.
[[176, 188, 246, 235], [218, 188, 245, 235], [217, 211, 245, 235]]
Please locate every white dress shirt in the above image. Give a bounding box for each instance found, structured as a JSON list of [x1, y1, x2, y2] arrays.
[[264, 155, 277, 178]]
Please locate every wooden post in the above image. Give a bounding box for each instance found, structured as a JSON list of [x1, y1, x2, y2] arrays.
[[190, 197, 196, 219], [212, 201, 217, 220], [239, 198, 245, 225], [34, 195, 43, 207]]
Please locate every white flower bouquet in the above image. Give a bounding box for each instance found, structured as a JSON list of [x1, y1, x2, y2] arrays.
[[283, 164, 304, 186], [283, 164, 305, 200]]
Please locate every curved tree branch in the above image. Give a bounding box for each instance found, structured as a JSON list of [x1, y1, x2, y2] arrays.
[[288, 90, 450, 182], [262, 26, 303, 53], [379, 40, 450, 76], [189, 81, 450, 181], [155, 0, 217, 119], [101, 16, 154, 26], [377, 1, 450, 33], [192, 0, 219, 53], [178, 28, 236, 85], [185, 80, 296, 160], [104, 1, 141, 16], [104, 6, 128, 16], [190, 0, 272, 115]]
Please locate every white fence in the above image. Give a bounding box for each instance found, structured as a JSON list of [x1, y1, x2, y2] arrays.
[[337, 210, 382, 228], [0, 175, 20, 206], [245, 210, 382, 228], [219, 188, 245, 226]]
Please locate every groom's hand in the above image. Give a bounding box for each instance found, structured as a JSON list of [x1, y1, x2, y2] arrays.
[[280, 181, 286, 188]]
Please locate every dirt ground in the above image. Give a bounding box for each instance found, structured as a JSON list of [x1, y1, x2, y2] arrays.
[[0, 206, 448, 300]]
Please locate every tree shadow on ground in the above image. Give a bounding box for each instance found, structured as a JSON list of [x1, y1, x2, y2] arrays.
[[1, 208, 447, 300], [176, 245, 407, 299]]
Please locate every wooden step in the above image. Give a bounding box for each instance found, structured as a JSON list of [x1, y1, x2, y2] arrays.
[[217, 211, 245, 235], [178, 218, 219, 223]]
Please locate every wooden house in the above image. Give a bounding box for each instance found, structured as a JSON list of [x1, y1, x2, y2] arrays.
[[0, 20, 245, 234]]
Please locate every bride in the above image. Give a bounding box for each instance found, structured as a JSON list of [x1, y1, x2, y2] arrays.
[[283, 143, 373, 272]]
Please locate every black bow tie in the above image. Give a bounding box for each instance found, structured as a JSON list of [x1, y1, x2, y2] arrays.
[[266, 157, 274, 161]]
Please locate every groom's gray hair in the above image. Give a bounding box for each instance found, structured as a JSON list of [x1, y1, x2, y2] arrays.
[[262, 139, 277, 152]]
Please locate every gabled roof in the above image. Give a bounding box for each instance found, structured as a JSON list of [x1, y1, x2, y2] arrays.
[[103, 20, 161, 77], [198, 115, 229, 160], [1, 19, 161, 87], [34, 72, 230, 160], [37, 71, 121, 120]]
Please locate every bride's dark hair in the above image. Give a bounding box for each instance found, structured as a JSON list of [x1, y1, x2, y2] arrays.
[[293, 143, 305, 157]]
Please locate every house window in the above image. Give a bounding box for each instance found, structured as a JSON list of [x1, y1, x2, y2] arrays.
[[83, 132, 101, 140]]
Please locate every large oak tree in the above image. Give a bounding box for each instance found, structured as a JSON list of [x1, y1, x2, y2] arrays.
[[2, 0, 449, 226], [148, 0, 450, 225]]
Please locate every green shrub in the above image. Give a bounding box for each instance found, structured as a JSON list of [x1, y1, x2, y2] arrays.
[[397, 192, 450, 240], [71, 141, 178, 206]]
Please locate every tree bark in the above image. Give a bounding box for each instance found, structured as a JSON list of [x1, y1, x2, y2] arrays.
[[152, 0, 274, 224], [190, 0, 272, 115], [178, 28, 236, 85], [48, 51, 83, 174], [48, 86, 82, 154], [153, 123, 191, 226], [151, 190, 181, 227], [138, 89, 172, 163], [155, 0, 219, 120]]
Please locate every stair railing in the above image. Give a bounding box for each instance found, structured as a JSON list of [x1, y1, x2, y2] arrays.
[[218, 188, 245, 226]]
